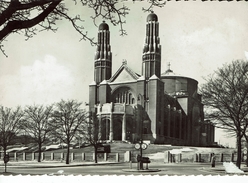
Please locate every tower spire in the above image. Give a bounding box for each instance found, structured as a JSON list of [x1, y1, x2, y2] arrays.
[[142, 12, 161, 79], [94, 21, 112, 84]]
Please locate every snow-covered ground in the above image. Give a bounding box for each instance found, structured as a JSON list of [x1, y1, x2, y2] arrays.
[[223, 162, 244, 174], [147, 147, 235, 161], [6, 147, 29, 153], [147, 147, 194, 160], [45, 144, 61, 150]]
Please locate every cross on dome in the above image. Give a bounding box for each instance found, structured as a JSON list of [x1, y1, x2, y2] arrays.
[[168, 62, 171, 70]]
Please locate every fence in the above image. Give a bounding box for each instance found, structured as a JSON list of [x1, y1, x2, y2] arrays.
[[0, 151, 245, 164], [164, 151, 247, 163], [0, 151, 130, 163]]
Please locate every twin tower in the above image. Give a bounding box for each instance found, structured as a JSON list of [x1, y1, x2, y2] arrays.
[[94, 12, 161, 84], [89, 12, 164, 143]]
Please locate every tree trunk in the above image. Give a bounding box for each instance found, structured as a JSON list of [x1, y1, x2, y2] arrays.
[[3, 145, 7, 173], [38, 143, 42, 162], [94, 145, 98, 163], [66, 143, 70, 164], [236, 132, 242, 168], [3, 145, 7, 156]]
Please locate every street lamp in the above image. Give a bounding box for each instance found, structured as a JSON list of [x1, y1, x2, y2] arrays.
[[139, 123, 143, 169]]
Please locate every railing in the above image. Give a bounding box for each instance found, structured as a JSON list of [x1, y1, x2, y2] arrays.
[[1, 151, 245, 164], [1, 152, 126, 163], [164, 151, 245, 163]]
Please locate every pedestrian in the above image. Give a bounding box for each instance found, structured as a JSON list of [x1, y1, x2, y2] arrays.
[[210, 153, 216, 167]]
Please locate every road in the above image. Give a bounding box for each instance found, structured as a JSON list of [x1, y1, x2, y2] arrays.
[[0, 163, 226, 175]]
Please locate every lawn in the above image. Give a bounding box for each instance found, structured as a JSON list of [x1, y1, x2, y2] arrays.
[[6, 141, 235, 157], [46, 142, 235, 155]]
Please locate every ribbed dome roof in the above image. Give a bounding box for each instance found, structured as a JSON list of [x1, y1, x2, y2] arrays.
[[147, 12, 158, 22], [99, 21, 109, 30], [161, 67, 198, 84], [161, 69, 178, 76], [161, 63, 180, 77]]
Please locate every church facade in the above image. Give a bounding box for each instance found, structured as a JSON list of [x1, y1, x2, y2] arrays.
[[89, 12, 215, 146]]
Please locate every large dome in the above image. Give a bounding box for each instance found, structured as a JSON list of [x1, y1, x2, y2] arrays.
[[161, 68, 177, 76], [161, 63, 198, 83], [147, 12, 158, 22], [99, 21, 109, 30]]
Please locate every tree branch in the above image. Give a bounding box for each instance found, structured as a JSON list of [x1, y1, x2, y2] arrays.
[[0, 0, 61, 41]]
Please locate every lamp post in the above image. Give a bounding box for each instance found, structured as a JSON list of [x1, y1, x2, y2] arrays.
[[135, 95, 149, 170], [140, 95, 149, 169], [139, 118, 143, 169]]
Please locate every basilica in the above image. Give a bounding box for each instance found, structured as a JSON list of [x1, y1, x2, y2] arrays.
[[89, 12, 215, 146]]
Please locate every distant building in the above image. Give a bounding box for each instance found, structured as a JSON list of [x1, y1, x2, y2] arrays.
[[88, 12, 214, 146]]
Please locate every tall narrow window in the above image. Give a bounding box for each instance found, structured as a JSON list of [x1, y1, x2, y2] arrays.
[[128, 93, 132, 104]]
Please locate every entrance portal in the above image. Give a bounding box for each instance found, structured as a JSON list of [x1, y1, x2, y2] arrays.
[[113, 119, 122, 140], [101, 119, 110, 140], [126, 120, 133, 141]]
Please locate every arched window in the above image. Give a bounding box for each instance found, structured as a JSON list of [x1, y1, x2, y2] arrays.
[[112, 87, 135, 104], [128, 93, 132, 104], [125, 92, 128, 103]]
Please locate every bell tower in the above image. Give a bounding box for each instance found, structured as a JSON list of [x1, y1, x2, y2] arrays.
[[94, 21, 112, 84], [89, 21, 112, 113], [142, 12, 161, 79]]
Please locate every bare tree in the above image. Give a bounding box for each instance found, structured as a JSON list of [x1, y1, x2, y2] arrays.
[[200, 60, 248, 168], [50, 99, 87, 164], [21, 104, 53, 162], [81, 111, 102, 163], [0, 106, 24, 155], [0, 0, 166, 56]]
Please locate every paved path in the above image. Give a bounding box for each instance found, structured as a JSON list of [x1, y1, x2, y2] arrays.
[[0, 161, 248, 175], [0, 160, 120, 168]]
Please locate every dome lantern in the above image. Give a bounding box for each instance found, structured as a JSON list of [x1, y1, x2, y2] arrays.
[[99, 21, 109, 30], [147, 11, 158, 22]]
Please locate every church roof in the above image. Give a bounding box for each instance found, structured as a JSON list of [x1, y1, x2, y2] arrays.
[[161, 62, 198, 83], [100, 80, 108, 85], [161, 69, 180, 76], [137, 76, 145, 81], [161, 62, 181, 77], [89, 81, 97, 86], [149, 74, 160, 80], [108, 60, 140, 83]]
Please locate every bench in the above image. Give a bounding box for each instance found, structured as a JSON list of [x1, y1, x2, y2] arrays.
[[223, 162, 244, 174]]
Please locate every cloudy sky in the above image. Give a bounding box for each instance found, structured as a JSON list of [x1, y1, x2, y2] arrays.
[[0, 1, 247, 147]]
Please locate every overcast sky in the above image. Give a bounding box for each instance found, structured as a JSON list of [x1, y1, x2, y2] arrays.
[[0, 1, 247, 147]]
